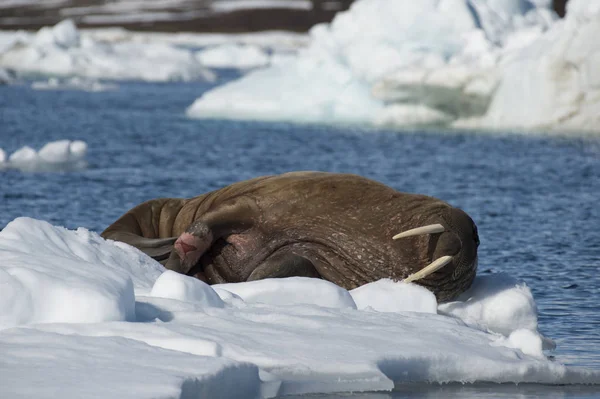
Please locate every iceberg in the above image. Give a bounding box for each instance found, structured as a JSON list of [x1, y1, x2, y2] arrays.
[[0, 139, 88, 172], [474, 0, 600, 133], [1, 217, 599, 398], [187, 0, 556, 126], [0, 20, 215, 82], [188, 0, 600, 133]]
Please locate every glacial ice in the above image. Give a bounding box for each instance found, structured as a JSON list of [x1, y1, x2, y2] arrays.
[[0, 217, 599, 398]]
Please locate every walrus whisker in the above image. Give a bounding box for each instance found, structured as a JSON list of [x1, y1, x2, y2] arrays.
[[402, 255, 453, 283], [392, 223, 445, 240]]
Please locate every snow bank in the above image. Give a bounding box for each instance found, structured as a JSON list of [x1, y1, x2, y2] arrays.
[[0, 139, 87, 172], [1, 217, 598, 398], [0, 19, 215, 82], [187, 0, 556, 126]]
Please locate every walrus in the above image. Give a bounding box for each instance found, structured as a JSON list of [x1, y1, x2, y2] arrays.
[[101, 172, 479, 302]]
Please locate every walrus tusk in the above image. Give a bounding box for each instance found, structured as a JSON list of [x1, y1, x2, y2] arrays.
[[402, 255, 453, 283], [392, 223, 445, 240]]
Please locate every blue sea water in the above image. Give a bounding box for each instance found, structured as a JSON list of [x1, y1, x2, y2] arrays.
[[1, 77, 600, 398]]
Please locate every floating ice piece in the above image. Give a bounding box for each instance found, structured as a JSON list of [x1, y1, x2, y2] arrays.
[[31, 76, 118, 92], [2, 139, 88, 172], [151, 270, 225, 308], [1, 217, 600, 398], [350, 278, 437, 314], [0, 19, 215, 82], [438, 273, 539, 336], [0, 218, 134, 328]]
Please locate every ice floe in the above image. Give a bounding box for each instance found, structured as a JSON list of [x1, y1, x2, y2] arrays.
[[0, 19, 215, 82], [31, 76, 118, 91], [0, 139, 88, 172], [187, 0, 600, 134], [0, 217, 599, 398]]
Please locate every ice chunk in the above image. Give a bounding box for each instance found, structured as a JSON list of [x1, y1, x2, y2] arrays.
[[0, 218, 136, 328], [350, 279, 438, 313], [0, 217, 165, 328], [438, 273, 538, 336], [215, 277, 357, 309], [2, 139, 88, 172], [151, 270, 225, 308]]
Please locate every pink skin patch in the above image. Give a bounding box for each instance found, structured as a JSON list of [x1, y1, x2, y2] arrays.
[[174, 232, 204, 271]]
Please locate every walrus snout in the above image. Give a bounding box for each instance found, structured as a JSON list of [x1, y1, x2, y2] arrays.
[[392, 207, 479, 302]]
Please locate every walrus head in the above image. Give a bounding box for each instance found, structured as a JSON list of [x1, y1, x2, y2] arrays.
[[393, 207, 479, 302]]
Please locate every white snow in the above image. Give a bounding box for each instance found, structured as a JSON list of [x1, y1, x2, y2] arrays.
[[187, 0, 600, 134], [0, 217, 599, 398], [0, 19, 215, 82], [0, 139, 88, 172]]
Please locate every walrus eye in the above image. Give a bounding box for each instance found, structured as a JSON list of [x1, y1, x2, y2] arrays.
[[392, 224, 445, 239]]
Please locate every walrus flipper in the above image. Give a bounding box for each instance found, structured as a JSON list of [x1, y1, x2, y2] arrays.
[[108, 231, 177, 262], [248, 252, 321, 281], [170, 196, 259, 274]]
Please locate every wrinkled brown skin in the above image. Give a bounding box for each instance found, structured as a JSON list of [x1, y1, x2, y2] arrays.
[[101, 172, 479, 302]]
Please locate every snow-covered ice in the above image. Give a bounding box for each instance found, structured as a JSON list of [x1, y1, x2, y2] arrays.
[[0, 139, 88, 172], [0, 217, 599, 398], [0, 19, 215, 82], [187, 0, 600, 134]]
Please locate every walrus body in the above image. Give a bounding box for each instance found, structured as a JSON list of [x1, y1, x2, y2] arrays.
[[102, 172, 479, 302]]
